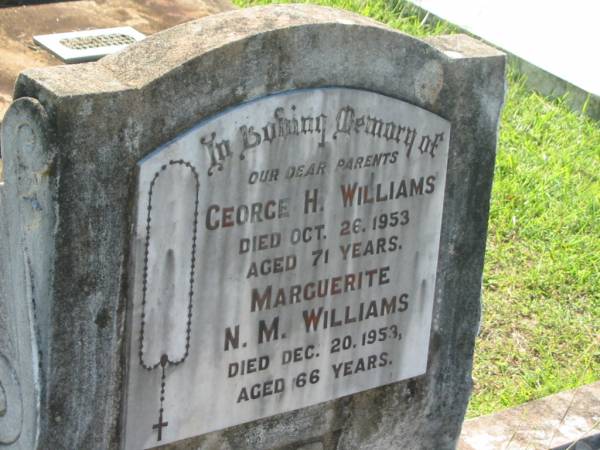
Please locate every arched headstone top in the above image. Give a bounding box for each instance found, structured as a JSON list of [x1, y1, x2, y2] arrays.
[[16, 6, 503, 111], [14, 5, 505, 170]]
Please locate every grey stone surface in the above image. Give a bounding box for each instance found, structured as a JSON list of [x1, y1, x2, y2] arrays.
[[0, 5, 505, 449]]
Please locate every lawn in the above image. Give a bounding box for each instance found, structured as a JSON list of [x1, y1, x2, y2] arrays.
[[235, 0, 600, 417]]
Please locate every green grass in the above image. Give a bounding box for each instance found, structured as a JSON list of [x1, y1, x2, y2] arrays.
[[235, 0, 600, 417], [471, 72, 600, 416]]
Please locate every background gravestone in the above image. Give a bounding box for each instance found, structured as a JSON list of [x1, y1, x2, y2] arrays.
[[0, 5, 505, 449]]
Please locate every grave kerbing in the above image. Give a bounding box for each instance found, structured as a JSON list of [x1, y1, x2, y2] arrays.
[[0, 5, 505, 449]]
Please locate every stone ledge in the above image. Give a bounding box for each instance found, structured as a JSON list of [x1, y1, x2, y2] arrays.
[[459, 382, 600, 450]]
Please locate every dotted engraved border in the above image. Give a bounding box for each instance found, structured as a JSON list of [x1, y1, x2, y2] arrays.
[[139, 159, 200, 370]]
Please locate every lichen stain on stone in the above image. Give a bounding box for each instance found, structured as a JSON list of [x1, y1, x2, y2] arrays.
[[406, 378, 422, 400], [33, 163, 53, 183], [415, 60, 444, 105], [0, 381, 6, 417], [77, 272, 98, 297], [16, 123, 37, 155], [95, 308, 111, 330]]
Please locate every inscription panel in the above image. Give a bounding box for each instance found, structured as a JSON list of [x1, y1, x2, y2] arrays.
[[124, 88, 450, 449]]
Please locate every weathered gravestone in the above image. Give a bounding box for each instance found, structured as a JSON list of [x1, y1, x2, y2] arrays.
[[0, 5, 505, 449]]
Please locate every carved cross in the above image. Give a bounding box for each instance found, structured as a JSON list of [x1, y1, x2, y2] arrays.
[[152, 411, 169, 441]]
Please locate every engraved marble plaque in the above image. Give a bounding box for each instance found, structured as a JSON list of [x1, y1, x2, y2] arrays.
[[124, 88, 450, 449]]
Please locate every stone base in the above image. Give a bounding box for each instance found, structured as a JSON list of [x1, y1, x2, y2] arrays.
[[459, 382, 600, 450]]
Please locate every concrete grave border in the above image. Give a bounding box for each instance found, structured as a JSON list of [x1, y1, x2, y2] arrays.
[[0, 5, 505, 449]]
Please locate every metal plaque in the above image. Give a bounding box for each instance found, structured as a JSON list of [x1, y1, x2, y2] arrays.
[[33, 27, 144, 63]]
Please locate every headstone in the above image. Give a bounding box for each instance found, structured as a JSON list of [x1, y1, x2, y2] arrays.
[[0, 5, 505, 450]]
